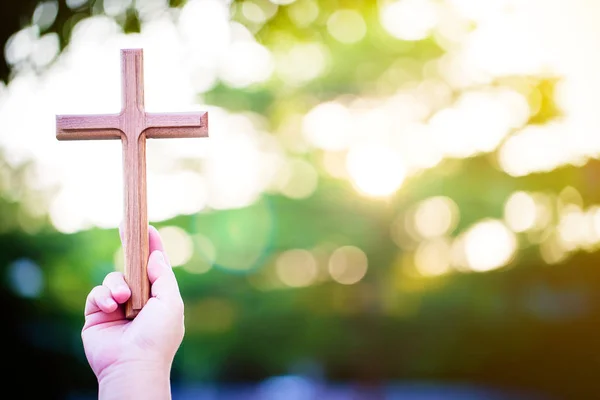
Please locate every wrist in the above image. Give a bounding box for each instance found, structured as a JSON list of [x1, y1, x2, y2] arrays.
[[98, 360, 172, 400]]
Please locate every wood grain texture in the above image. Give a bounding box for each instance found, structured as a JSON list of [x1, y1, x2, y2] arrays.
[[56, 48, 208, 319]]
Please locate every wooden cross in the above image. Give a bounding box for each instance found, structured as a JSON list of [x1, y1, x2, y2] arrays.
[[56, 48, 208, 319]]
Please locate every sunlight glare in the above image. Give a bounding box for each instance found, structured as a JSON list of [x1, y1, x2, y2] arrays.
[[327, 10, 367, 44], [504, 191, 537, 233], [464, 219, 517, 272], [275, 42, 329, 86], [414, 238, 452, 277], [303, 102, 352, 151], [276, 249, 318, 288], [286, 0, 318, 27], [498, 124, 569, 177], [328, 246, 368, 285], [414, 196, 459, 238], [380, 0, 439, 41], [220, 40, 274, 88], [275, 158, 319, 199], [183, 233, 215, 274], [346, 144, 406, 197], [158, 226, 194, 267]]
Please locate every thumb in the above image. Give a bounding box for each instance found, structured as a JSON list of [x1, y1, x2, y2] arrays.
[[148, 250, 183, 309]]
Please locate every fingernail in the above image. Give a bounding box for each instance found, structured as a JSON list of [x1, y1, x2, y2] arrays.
[[105, 298, 116, 308]]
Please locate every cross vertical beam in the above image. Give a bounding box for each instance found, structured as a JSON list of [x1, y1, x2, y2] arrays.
[[120, 49, 149, 317], [56, 48, 209, 319]]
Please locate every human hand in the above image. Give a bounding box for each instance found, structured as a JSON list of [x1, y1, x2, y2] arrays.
[[81, 225, 185, 399]]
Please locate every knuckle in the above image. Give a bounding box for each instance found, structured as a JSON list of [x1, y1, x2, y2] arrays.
[[89, 284, 103, 297], [102, 271, 123, 285]]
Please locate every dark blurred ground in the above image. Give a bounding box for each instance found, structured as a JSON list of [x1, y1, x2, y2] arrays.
[[71, 379, 553, 400], [2, 1, 600, 400]]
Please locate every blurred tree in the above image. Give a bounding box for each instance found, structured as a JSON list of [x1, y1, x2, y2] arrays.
[[1, 1, 599, 400]]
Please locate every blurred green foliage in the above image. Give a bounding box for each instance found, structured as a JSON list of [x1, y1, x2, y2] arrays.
[[1, 1, 599, 400]]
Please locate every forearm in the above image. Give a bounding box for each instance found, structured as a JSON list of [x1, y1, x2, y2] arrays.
[[98, 361, 172, 400]]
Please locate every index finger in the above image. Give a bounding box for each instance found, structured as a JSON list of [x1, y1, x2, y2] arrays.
[[119, 224, 169, 264], [149, 225, 165, 254]]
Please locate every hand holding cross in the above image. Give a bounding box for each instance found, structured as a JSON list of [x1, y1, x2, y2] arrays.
[[56, 48, 208, 318]]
